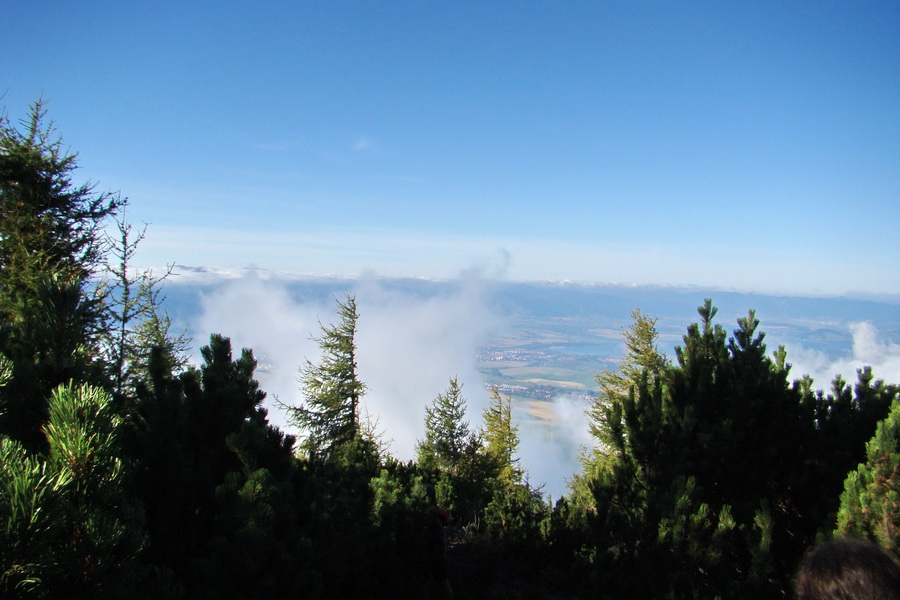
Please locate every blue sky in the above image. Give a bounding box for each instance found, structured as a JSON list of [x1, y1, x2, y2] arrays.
[[5, 1, 899, 295]]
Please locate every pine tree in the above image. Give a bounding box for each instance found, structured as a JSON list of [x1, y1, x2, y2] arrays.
[[0, 383, 146, 598], [132, 334, 299, 595], [289, 295, 367, 461], [836, 398, 900, 555], [585, 301, 821, 597], [805, 368, 899, 511]]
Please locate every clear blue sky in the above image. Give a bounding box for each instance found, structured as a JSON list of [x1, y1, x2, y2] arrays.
[[5, 1, 899, 295]]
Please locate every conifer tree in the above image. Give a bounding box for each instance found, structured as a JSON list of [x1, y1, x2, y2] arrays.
[[836, 398, 900, 555], [132, 334, 298, 594], [587, 307, 669, 457], [417, 376, 475, 476], [597, 308, 669, 394], [103, 211, 187, 398], [586, 301, 818, 597], [1, 383, 146, 598], [480, 388, 549, 550], [289, 295, 367, 461], [0, 100, 121, 300], [803, 367, 899, 514], [482, 387, 522, 486], [0, 101, 121, 450]]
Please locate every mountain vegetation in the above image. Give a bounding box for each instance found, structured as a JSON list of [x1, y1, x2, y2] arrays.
[[1, 102, 898, 599]]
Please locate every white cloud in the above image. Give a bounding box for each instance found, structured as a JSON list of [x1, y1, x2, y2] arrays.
[[787, 321, 900, 390], [182, 271, 900, 500], [354, 274, 503, 458], [517, 393, 593, 499], [189, 269, 505, 459], [191, 270, 331, 431]]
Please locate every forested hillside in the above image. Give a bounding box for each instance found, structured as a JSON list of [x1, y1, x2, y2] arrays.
[[2, 103, 898, 599]]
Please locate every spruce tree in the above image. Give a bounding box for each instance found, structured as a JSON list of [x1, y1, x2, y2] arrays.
[[416, 376, 474, 476], [0, 101, 121, 450], [0, 100, 121, 301]]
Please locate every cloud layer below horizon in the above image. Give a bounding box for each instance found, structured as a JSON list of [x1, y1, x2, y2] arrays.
[[188, 271, 900, 498]]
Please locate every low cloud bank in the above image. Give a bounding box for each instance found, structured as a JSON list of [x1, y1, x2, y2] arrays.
[[191, 271, 504, 460], [787, 322, 900, 390], [189, 269, 589, 496], [354, 275, 501, 458], [192, 271, 330, 431], [517, 393, 594, 499], [190, 275, 900, 501]]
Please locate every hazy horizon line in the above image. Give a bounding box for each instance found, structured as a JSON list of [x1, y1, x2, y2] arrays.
[[156, 263, 900, 305]]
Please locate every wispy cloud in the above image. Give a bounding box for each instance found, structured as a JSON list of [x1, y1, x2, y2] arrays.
[[518, 393, 593, 499], [187, 266, 591, 496], [352, 136, 376, 151], [355, 274, 502, 458], [254, 142, 291, 151]]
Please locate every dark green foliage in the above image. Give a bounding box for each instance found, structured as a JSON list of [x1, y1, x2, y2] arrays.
[[581, 307, 669, 498], [416, 378, 512, 529], [8, 102, 900, 600], [191, 467, 315, 600], [184, 334, 272, 484], [0, 101, 121, 286], [0, 272, 107, 451], [0, 102, 120, 452], [130, 334, 307, 598], [369, 459, 435, 595], [801, 368, 899, 527], [479, 388, 550, 561], [578, 300, 899, 599], [483, 481, 548, 547], [297, 437, 382, 597]]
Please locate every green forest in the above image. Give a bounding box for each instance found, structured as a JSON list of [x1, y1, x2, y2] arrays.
[[2, 102, 899, 599]]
